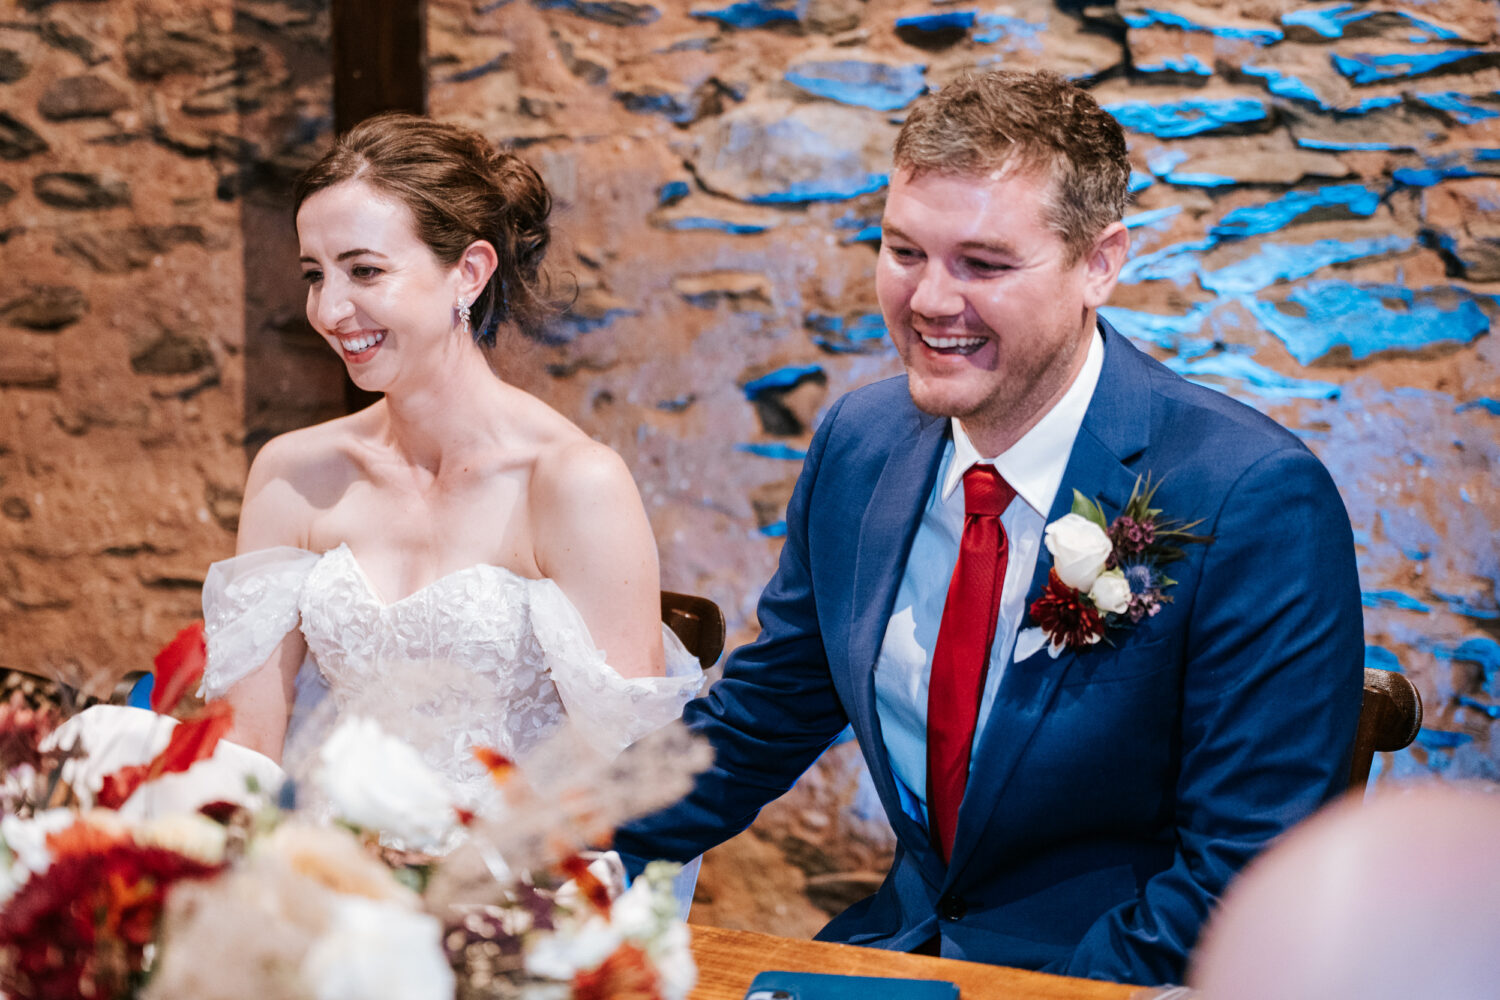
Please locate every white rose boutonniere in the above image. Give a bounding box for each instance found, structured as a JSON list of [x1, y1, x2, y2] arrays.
[[1017, 474, 1212, 662], [1043, 513, 1113, 591]]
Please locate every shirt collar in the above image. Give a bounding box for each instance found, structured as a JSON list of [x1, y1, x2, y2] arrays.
[[942, 327, 1106, 516]]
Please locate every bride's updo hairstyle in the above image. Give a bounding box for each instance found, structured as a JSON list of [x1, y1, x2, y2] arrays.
[[294, 112, 553, 346]]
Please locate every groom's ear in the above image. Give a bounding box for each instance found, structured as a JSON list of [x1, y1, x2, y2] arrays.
[[1080, 222, 1130, 309]]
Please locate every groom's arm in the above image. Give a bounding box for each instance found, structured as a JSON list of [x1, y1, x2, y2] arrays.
[[1058, 444, 1365, 985], [614, 396, 856, 875]]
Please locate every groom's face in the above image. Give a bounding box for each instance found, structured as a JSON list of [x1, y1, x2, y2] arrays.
[[877, 165, 1125, 456]]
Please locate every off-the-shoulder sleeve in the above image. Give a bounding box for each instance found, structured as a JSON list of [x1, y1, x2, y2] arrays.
[[201, 547, 321, 700], [529, 580, 706, 759]]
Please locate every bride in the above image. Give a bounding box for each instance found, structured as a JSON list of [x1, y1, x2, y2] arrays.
[[199, 114, 703, 800]]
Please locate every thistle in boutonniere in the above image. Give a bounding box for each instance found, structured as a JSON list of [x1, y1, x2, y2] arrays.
[[1016, 474, 1212, 661]]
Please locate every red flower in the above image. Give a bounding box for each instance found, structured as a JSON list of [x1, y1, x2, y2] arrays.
[[0, 840, 222, 1000], [1029, 570, 1105, 651], [571, 942, 661, 1000], [96, 701, 234, 810], [150, 621, 207, 715]]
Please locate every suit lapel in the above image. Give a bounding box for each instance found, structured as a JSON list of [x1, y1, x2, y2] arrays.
[[947, 324, 1155, 878], [846, 401, 947, 871]]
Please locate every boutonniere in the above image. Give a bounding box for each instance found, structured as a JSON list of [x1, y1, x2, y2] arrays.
[[1016, 474, 1212, 661]]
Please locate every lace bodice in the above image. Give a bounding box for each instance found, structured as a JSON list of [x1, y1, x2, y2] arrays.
[[201, 545, 704, 800]]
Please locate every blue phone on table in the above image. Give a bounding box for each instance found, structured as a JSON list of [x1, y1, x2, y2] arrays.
[[744, 970, 960, 1000]]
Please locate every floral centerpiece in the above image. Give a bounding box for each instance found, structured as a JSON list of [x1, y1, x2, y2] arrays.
[[0, 627, 706, 1000]]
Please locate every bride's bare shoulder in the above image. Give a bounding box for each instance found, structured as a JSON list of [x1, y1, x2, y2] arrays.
[[239, 411, 373, 549]]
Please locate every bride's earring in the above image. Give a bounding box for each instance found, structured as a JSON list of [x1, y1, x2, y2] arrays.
[[456, 295, 471, 338]]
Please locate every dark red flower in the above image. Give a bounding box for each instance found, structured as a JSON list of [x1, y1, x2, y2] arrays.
[[0, 693, 58, 773], [0, 840, 222, 1000], [560, 853, 612, 915], [1029, 570, 1105, 651], [571, 942, 661, 1000]]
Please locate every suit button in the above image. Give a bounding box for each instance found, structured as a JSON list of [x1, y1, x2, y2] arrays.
[[937, 894, 966, 921]]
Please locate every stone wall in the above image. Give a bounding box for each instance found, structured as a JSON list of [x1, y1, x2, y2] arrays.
[[3, 0, 1499, 938]]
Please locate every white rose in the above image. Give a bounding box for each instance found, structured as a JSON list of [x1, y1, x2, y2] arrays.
[[1044, 513, 1113, 591], [1088, 569, 1132, 616], [315, 716, 458, 850], [0, 808, 76, 884], [302, 895, 455, 1000]]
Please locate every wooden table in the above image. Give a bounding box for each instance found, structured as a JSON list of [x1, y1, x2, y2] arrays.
[[688, 926, 1143, 1000]]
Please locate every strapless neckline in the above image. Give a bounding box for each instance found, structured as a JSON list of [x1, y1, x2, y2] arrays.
[[322, 542, 541, 608]]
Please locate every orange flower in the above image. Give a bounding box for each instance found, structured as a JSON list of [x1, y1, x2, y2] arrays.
[[571, 942, 662, 1000]]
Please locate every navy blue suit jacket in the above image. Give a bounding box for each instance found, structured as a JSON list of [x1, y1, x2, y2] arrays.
[[617, 324, 1364, 986]]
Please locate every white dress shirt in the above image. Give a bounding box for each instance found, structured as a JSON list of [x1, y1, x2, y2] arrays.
[[872, 329, 1105, 825]]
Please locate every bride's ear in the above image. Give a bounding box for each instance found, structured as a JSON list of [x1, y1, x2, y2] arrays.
[[456, 239, 499, 304]]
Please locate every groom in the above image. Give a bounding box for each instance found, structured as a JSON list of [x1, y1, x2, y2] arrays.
[[616, 70, 1364, 986]]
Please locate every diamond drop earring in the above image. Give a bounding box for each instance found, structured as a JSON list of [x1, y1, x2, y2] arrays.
[[456, 296, 471, 337]]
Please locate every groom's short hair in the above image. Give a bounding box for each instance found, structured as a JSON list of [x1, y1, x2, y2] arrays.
[[894, 69, 1131, 263]]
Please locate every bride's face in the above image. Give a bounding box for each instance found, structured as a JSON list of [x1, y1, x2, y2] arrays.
[[296, 179, 466, 391]]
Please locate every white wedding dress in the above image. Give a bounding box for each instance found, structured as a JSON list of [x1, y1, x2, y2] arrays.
[[199, 544, 706, 803]]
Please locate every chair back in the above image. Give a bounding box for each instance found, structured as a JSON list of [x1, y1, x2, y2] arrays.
[[1348, 667, 1423, 789], [661, 591, 726, 669]]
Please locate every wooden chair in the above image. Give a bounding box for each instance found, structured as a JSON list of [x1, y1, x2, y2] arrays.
[[1348, 667, 1423, 790], [661, 591, 726, 669]]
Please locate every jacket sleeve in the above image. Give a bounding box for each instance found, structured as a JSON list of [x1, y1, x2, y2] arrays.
[[1058, 445, 1365, 985], [614, 395, 856, 877]]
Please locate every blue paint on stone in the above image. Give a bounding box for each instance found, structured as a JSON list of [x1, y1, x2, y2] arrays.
[[1457, 397, 1500, 415], [973, 13, 1046, 46], [896, 10, 976, 32], [1433, 638, 1500, 697], [1146, 148, 1189, 175], [1166, 352, 1341, 399], [1124, 205, 1181, 231], [1122, 8, 1282, 44], [1104, 98, 1271, 139], [844, 224, 882, 245], [534, 0, 660, 25], [736, 442, 808, 460], [1119, 238, 1217, 286], [807, 312, 889, 353], [656, 394, 695, 412], [760, 520, 788, 537], [1392, 163, 1481, 187], [1295, 135, 1416, 152], [1332, 50, 1491, 86], [1248, 281, 1491, 364], [1240, 64, 1405, 114], [1479, 149, 1500, 161], [556, 307, 637, 337], [1362, 590, 1431, 612], [1432, 592, 1500, 620], [1137, 54, 1214, 77], [1365, 645, 1404, 673], [657, 180, 691, 205], [1201, 235, 1412, 295], [746, 173, 889, 205], [1457, 696, 1500, 720], [1411, 91, 1500, 125], [742, 364, 825, 399], [1128, 170, 1154, 193], [1283, 5, 1459, 43], [1211, 184, 1381, 239], [660, 216, 771, 235], [1416, 728, 1473, 750], [692, 0, 796, 29], [785, 60, 927, 112], [1161, 171, 1238, 188], [1099, 303, 1212, 349]]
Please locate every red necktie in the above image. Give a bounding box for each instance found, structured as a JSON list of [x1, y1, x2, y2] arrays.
[[927, 464, 1015, 862]]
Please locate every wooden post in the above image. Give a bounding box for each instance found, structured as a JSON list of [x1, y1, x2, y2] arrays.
[[329, 0, 427, 412]]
